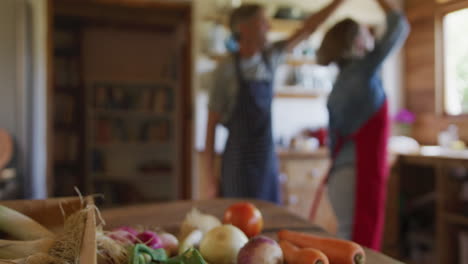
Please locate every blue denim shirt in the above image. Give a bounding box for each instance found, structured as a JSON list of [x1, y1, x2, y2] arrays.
[[327, 11, 410, 171]]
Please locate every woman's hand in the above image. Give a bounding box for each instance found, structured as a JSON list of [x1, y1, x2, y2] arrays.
[[284, 0, 346, 51], [376, 0, 399, 13]]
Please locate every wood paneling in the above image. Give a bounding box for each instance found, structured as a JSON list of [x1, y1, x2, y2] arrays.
[[405, 0, 436, 115], [405, 0, 468, 144]]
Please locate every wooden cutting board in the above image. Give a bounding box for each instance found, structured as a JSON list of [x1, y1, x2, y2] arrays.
[[0, 129, 13, 170]]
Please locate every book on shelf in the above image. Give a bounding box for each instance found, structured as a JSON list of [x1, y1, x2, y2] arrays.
[[94, 84, 110, 108], [95, 118, 112, 144], [139, 89, 153, 112], [152, 88, 167, 114], [140, 120, 171, 142]]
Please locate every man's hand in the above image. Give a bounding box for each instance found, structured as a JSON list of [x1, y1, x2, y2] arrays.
[[284, 0, 346, 51]]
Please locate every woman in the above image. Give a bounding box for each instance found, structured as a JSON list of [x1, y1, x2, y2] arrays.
[[204, 1, 345, 203], [313, 0, 409, 250]]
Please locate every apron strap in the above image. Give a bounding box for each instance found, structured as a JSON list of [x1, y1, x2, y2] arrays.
[[233, 51, 273, 85], [261, 51, 273, 75], [309, 131, 354, 220]]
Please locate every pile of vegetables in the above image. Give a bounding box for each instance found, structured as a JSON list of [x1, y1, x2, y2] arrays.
[[0, 200, 367, 264]]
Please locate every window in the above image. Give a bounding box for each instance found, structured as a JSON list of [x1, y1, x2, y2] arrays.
[[444, 7, 468, 115]]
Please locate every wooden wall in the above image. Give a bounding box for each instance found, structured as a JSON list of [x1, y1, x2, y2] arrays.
[[405, 0, 468, 144]]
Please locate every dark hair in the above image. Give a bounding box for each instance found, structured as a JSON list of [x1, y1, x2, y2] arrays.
[[316, 18, 360, 66], [229, 4, 263, 40]]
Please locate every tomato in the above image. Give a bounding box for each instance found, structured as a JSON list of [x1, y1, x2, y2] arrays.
[[223, 202, 263, 238]]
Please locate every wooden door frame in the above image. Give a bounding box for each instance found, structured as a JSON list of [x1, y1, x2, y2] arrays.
[[46, 0, 193, 199]]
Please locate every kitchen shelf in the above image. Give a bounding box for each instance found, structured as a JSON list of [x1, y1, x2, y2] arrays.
[[206, 54, 316, 66], [275, 87, 328, 99], [203, 15, 302, 34], [445, 212, 468, 226], [275, 92, 323, 99], [270, 18, 302, 34], [286, 57, 316, 66], [207, 54, 228, 63]]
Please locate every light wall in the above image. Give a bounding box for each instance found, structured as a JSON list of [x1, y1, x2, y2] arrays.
[[0, 0, 39, 198], [0, 0, 19, 140]]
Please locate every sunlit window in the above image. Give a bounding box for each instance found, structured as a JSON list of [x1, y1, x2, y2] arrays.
[[444, 8, 468, 115]]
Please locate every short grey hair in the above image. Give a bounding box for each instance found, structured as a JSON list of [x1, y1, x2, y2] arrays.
[[229, 4, 263, 40]]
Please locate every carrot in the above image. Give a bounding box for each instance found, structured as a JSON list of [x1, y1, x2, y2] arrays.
[[279, 240, 299, 264], [278, 230, 365, 264], [279, 240, 329, 264], [295, 248, 330, 264]]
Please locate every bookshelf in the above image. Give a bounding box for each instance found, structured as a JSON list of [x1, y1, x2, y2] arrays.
[[52, 17, 85, 197], [86, 82, 179, 206], [49, 0, 193, 205]]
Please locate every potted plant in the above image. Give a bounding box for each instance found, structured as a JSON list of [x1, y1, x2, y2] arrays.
[[394, 109, 415, 137]]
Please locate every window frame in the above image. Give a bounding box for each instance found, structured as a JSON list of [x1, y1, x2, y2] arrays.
[[435, 0, 468, 117]]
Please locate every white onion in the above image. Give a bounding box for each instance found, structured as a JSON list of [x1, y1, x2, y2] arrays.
[[200, 225, 248, 264], [179, 208, 221, 241]]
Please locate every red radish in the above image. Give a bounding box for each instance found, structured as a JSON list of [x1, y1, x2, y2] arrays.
[[137, 231, 163, 249]]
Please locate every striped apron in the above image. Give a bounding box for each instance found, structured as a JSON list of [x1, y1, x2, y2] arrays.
[[220, 52, 280, 204]]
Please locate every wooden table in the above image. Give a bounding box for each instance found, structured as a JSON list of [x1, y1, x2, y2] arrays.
[[102, 199, 401, 264]]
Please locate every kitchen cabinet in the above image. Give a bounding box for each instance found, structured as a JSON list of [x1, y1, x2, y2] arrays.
[[278, 148, 336, 233], [383, 147, 468, 264]]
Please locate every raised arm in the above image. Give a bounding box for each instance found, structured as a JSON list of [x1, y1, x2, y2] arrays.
[[284, 0, 345, 52], [362, 0, 410, 72]]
